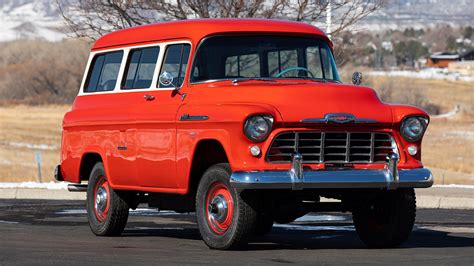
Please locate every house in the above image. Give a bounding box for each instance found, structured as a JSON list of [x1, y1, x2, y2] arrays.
[[426, 50, 474, 68]]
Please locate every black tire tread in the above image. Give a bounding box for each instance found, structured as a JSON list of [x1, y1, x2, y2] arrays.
[[87, 162, 129, 236], [196, 163, 258, 250], [353, 188, 416, 248]]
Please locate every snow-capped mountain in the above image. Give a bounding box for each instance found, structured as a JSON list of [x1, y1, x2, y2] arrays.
[[0, 0, 473, 42], [360, 0, 474, 30], [0, 0, 66, 41]]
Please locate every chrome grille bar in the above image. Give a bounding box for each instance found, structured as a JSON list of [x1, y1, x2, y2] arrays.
[[267, 131, 397, 164]]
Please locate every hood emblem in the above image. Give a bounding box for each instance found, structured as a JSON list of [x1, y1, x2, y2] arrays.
[[301, 113, 377, 124]]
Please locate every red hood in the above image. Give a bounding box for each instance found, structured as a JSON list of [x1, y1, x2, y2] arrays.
[[196, 81, 393, 126]]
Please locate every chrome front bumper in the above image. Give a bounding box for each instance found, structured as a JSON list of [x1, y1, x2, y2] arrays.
[[230, 153, 433, 190]]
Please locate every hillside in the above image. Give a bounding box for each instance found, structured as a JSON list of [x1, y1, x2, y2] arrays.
[[0, 0, 65, 41], [0, 0, 473, 42]]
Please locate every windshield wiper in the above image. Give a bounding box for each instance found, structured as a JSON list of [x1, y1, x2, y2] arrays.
[[231, 78, 277, 84]]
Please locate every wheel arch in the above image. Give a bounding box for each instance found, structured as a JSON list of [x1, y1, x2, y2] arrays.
[[187, 139, 230, 198], [79, 152, 104, 182]]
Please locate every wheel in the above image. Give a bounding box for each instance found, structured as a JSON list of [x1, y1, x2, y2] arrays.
[[352, 188, 416, 248], [86, 162, 130, 236], [196, 163, 258, 250], [253, 214, 274, 236]]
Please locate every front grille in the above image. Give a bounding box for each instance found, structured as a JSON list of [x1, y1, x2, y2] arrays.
[[267, 132, 396, 164]]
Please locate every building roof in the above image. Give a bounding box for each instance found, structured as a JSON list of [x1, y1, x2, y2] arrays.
[[92, 19, 329, 51], [430, 52, 459, 60]]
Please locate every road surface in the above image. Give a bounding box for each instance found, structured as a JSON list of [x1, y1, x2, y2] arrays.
[[0, 199, 473, 265]]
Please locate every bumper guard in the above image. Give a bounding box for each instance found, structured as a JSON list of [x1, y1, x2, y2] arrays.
[[230, 153, 433, 190]]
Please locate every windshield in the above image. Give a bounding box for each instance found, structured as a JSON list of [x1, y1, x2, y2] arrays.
[[191, 35, 340, 83]]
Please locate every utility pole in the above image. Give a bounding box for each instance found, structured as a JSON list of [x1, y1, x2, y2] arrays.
[[35, 151, 42, 183], [326, 0, 332, 39]]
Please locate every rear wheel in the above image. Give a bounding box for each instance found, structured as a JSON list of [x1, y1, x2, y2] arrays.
[[86, 162, 129, 236], [352, 188, 416, 248], [196, 163, 258, 249]]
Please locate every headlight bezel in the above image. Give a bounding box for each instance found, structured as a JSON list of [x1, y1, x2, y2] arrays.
[[400, 116, 428, 142], [244, 114, 274, 142]]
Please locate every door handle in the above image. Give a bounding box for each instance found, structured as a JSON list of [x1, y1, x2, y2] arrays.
[[144, 94, 155, 101]]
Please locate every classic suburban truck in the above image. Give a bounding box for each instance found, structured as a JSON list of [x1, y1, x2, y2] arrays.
[[55, 19, 433, 250]]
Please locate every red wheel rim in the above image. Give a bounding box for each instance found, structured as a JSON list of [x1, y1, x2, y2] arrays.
[[205, 182, 234, 235], [93, 175, 110, 222]]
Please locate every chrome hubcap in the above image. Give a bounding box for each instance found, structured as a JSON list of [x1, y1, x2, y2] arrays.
[[95, 187, 108, 213], [208, 195, 228, 223]]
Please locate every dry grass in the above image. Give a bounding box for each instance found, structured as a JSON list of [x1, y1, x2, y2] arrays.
[[365, 76, 474, 113], [0, 77, 472, 184], [0, 105, 69, 182], [366, 76, 474, 184]]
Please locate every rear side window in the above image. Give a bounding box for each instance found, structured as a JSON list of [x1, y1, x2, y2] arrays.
[[159, 44, 191, 88], [122, 47, 160, 89], [85, 51, 123, 92]]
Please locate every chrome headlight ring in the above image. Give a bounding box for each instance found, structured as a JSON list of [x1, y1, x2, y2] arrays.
[[244, 115, 274, 142], [400, 116, 428, 142]]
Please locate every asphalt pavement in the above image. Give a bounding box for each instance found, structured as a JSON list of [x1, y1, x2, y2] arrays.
[[0, 199, 473, 265]]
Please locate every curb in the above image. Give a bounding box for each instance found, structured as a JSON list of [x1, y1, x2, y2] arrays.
[[0, 188, 85, 200], [416, 196, 474, 210], [1, 188, 473, 210]]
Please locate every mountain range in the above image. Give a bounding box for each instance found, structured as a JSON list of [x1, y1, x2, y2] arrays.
[[0, 0, 472, 42]]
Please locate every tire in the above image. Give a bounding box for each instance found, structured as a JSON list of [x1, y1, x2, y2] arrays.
[[352, 188, 416, 248], [86, 162, 130, 236], [253, 214, 274, 236], [196, 163, 258, 250]]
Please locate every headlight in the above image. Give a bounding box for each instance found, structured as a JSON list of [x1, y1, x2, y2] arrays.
[[400, 116, 428, 142], [244, 115, 274, 142]]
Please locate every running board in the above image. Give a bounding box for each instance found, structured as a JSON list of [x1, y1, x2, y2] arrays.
[[67, 184, 87, 192]]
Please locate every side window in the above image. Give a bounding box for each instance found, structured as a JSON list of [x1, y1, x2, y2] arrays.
[[85, 51, 123, 92], [225, 54, 260, 77], [306, 47, 324, 79], [159, 44, 191, 88], [320, 47, 336, 80], [122, 47, 160, 90]]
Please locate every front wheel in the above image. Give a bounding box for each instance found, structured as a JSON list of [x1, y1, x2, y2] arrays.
[[352, 188, 416, 248], [86, 162, 130, 236], [196, 163, 258, 250]]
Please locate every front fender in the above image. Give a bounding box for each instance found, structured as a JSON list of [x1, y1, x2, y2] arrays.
[[175, 103, 282, 192], [389, 104, 430, 167]]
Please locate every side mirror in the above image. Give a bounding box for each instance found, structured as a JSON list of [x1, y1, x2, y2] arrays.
[[352, 71, 363, 85], [159, 71, 176, 89]]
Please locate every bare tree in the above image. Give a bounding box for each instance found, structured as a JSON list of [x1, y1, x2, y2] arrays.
[[57, 0, 384, 41], [0, 40, 89, 104]]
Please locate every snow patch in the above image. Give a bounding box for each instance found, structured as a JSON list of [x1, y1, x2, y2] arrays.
[[0, 141, 57, 150], [432, 105, 460, 119], [275, 224, 355, 231], [442, 131, 474, 140], [433, 184, 474, 189], [295, 214, 347, 222], [55, 208, 180, 216], [368, 69, 474, 82], [0, 0, 66, 42], [0, 182, 68, 190]]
